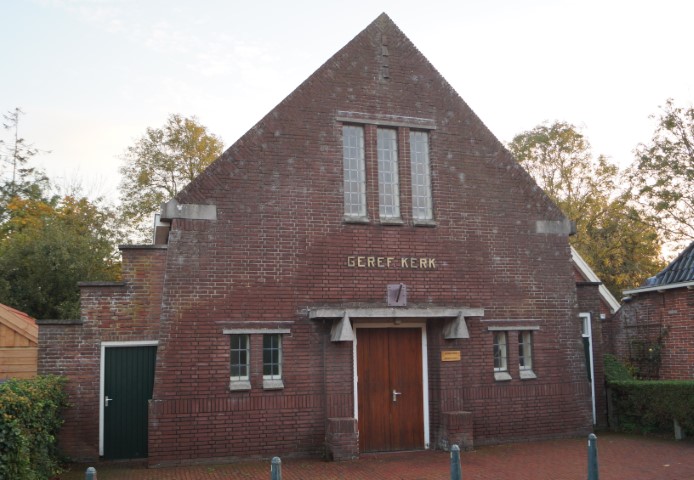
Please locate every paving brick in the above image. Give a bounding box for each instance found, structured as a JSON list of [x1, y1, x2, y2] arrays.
[[58, 434, 694, 480]]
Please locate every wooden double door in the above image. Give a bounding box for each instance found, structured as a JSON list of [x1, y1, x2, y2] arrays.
[[357, 327, 424, 452]]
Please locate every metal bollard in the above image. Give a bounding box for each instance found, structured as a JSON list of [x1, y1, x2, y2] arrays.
[[271, 456, 282, 480], [85, 466, 97, 480], [587, 433, 599, 480], [450, 444, 462, 480]]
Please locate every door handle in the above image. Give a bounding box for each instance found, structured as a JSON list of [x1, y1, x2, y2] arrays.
[[105, 396, 113, 407], [392, 390, 402, 402]]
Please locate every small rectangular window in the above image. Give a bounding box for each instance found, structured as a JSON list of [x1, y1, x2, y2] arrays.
[[263, 334, 283, 389], [230, 334, 250, 380], [409, 131, 433, 221], [493, 331, 508, 372], [377, 128, 401, 220], [343, 125, 366, 219], [493, 331, 511, 381], [518, 331, 533, 371], [229, 334, 251, 390]]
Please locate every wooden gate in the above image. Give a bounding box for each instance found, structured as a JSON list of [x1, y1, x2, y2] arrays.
[[103, 345, 157, 459], [357, 328, 424, 452]]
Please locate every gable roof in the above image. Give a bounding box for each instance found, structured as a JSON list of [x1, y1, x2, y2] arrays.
[[571, 247, 620, 313], [624, 240, 694, 294], [174, 13, 565, 224], [0, 303, 38, 344]]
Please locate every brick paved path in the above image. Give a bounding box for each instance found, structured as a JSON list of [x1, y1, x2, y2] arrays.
[[58, 433, 694, 480]]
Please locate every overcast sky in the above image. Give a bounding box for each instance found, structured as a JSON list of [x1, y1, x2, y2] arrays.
[[3, 0, 694, 201]]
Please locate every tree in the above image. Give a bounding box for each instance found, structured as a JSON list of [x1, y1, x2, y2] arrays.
[[0, 108, 50, 222], [119, 114, 223, 240], [629, 99, 694, 249], [509, 121, 664, 296], [0, 195, 120, 319]]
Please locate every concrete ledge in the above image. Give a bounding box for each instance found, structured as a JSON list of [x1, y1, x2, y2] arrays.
[[535, 219, 576, 235], [160, 199, 217, 221]]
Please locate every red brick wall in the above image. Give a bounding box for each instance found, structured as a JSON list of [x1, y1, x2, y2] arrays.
[[615, 288, 694, 379], [144, 16, 591, 465], [38, 246, 167, 460]]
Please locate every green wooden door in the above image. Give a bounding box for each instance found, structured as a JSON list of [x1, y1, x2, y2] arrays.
[[104, 345, 156, 459]]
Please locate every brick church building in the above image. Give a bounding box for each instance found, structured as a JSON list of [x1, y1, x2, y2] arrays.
[[39, 14, 599, 466]]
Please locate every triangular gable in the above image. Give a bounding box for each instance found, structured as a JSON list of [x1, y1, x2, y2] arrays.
[[0, 303, 38, 344], [571, 247, 620, 313], [174, 13, 565, 224]]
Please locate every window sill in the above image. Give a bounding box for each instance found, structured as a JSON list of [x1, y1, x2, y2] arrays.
[[263, 379, 284, 390], [343, 216, 370, 224], [413, 219, 437, 227], [519, 370, 537, 380], [379, 218, 404, 226], [229, 380, 251, 391], [494, 371, 512, 382]]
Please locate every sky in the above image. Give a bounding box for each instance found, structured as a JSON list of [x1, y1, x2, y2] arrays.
[[2, 0, 694, 202]]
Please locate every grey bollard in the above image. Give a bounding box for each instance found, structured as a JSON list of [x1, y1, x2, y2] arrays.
[[450, 444, 462, 480], [271, 456, 282, 480], [85, 466, 97, 480], [587, 433, 599, 480]]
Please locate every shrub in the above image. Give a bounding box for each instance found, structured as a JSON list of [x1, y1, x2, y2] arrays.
[[604, 353, 634, 382], [605, 355, 694, 434], [0, 375, 68, 480]]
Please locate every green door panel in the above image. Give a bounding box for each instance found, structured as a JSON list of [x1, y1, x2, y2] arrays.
[[104, 345, 156, 459]]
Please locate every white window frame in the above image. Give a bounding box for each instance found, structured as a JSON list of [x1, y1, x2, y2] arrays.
[[229, 334, 251, 390], [222, 328, 290, 391], [377, 128, 401, 221], [409, 131, 433, 222], [342, 125, 367, 220], [580, 312, 597, 424], [493, 331, 511, 381], [518, 331, 537, 379], [262, 333, 283, 390]]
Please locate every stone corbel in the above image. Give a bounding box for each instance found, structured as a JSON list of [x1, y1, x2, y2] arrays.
[[330, 313, 354, 342], [443, 312, 470, 339]]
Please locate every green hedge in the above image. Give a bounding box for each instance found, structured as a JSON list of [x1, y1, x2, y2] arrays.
[[605, 355, 694, 434], [0, 375, 68, 480], [604, 353, 634, 382]]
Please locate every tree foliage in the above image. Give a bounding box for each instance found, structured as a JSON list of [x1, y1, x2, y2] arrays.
[[0, 108, 50, 222], [630, 98, 694, 248], [0, 195, 120, 319], [119, 114, 223, 239], [509, 121, 664, 296]]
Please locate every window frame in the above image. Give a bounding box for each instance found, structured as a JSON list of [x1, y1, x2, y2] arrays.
[[518, 331, 536, 379], [376, 127, 401, 221], [493, 331, 511, 381], [262, 333, 284, 390], [342, 125, 367, 221], [222, 328, 289, 391], [409, 130, 433, 222], [229, 334, 251, 390]]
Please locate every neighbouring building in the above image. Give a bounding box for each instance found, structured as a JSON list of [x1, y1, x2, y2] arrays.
[[39, 14, 598, 466], [0, 303, 38, 380], [613, 241, 694, 380]]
